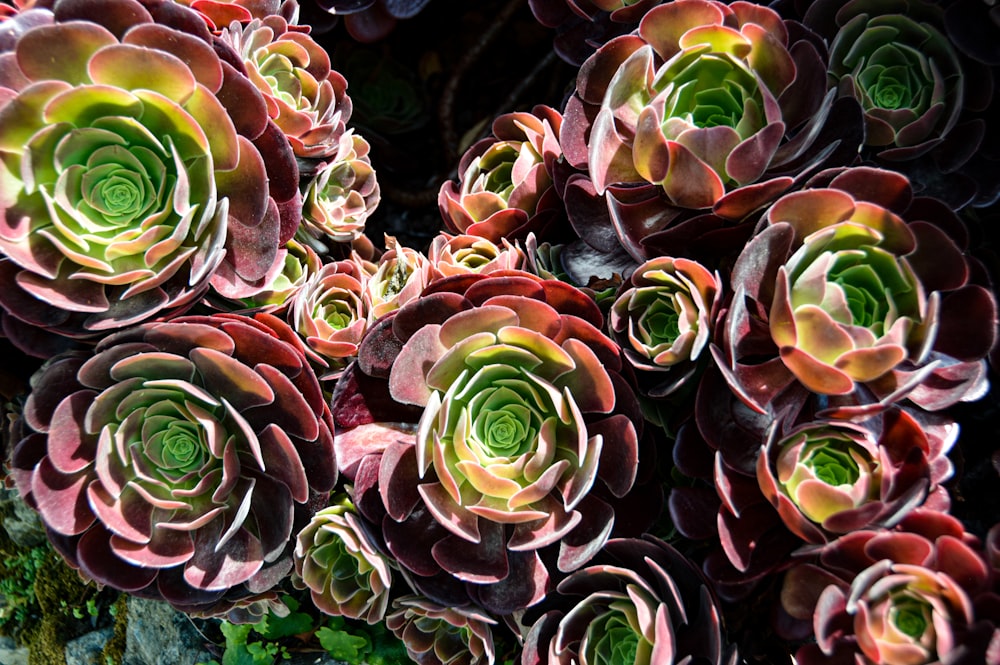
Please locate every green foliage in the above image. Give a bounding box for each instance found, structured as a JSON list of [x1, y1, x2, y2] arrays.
[[317, 617, 409, 665], [255, 596, 314, 641], [0, 541, 47, 635], [198, 594, 409, 665]]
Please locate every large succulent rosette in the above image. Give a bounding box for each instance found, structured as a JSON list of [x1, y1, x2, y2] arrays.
[[804, 0, 996, 209], [756, 407, 955, 546], [713, 166, 997, 416], [7, 312, 337, 615], [556, 0, 864, 278], [332, 270, 649, 614], [0, 0, 303, 354], [521, 535, 740, 665], [781, 511, 1000, 665], [667, 364, 958, 617], [438, 105, 565, 244], [219, 12, 352, 159]]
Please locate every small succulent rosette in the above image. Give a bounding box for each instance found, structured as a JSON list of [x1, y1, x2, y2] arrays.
[[299, 130, 380, 251], [426, 232, 529, 278], [0, 0, 301, 353], [364, 236, 439, 320], [438, 105, 564, 243], [332, 271, 647, 615], [287, 256, 371, 379], [293, 492, 394, 624], [609, 256, 721, 396], [805, 0, 993, 208], [386, 595, 498, 665], [7, 312, 338, 615], [781, 510, 1000, 665], [521, 535, 740, 665], [218, 11, 352, 159], [713, 166, 997, 417]]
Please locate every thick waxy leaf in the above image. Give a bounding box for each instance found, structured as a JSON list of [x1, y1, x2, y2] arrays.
[[88, 44, 197, 103], [15, 22, 117, 85]]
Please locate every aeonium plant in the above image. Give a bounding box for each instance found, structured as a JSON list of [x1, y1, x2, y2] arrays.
[[293, 491, 394, 624], [756, 406, 955, 545], [332, 270, 651, 615], [386, 594, 498, 665], [287, 256, 371, 380], [713, 165, 998, 417], [426, 232, 529, 278], [7, 312, 337, 617], [438, 105, 565, 243], [781, 510, 1000, 665], [521, 535, 740, 665], [609, 255, 721, 397], [804, 0, 994, 209], [217, 10, 352, 160], [554, 0, 866, 281], [0, 0, 301, 355], [299, 130, 380, 251]]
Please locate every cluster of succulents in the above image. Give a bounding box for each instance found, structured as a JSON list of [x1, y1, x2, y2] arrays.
[[1, 0, 999, 663]]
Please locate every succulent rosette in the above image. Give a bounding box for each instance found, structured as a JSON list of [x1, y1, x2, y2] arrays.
[[219, 12, 352, 159], [609, 255, 721, 396], [756, 406, 955, 546], [288, 257, 370, 378], [438, 105, 564, 243], [426, 232, 528, 278], [299, 130, 380, 249], [521, 535, 739, 665], [7, 312, 338, 614], [0, 0, 305, 352], [293, 492, 394, 623], [385, 595, 497, 665], [804, 0, 996, 209], [714, 166, 997, 416], [333, 271, 648, 614], [364, 236, 438, 320], [782, 511, 1000, 665], [555, 0, 865, 278]]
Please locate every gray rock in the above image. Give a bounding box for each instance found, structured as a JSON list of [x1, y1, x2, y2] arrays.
[[122, 597, 214, 665], [0, 489, 46, 549], [0, 636, 29, 665], [65, 628, 114, 665]]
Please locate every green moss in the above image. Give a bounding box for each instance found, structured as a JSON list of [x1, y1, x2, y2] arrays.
[[26, 618, 68, 665], [23, 548, 117, 665], [101, 594, 128, 665], [23, 550, 85, 665]]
